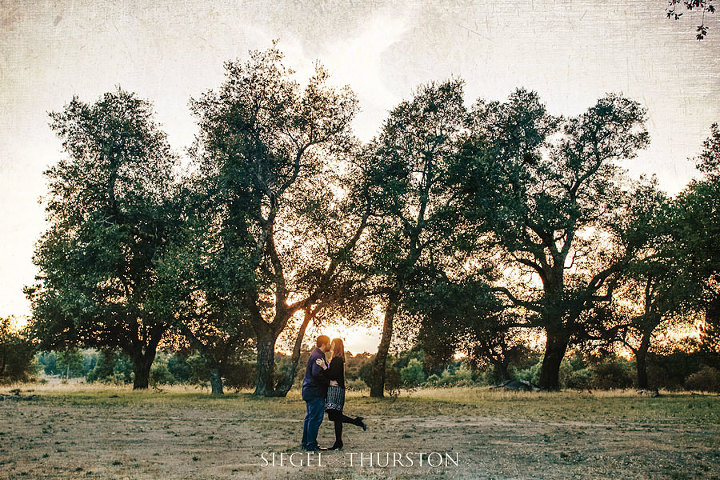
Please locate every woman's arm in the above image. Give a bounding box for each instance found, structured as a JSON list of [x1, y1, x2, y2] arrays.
[[319, 357, 342, 381]]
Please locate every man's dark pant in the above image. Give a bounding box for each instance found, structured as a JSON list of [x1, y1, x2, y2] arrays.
[[301, 391, 325, 450]]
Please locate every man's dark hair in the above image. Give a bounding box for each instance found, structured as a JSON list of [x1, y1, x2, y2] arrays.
[[316, 335, 331, 348]]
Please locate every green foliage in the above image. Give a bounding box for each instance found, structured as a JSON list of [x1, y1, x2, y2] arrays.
[[186, 42, 366, 396], [647, 346, 705, 390], [515, 360, 544, 386], [0, 318, 38, 383], [86, 350, 133, 384], [685, 365, 720, 392], [222, 359, 255, 390], [344, 352, 374, 383], [56, 349, 84, 378], [150, 361, 175, 386], [26, 86, 181, 389], [427, 363, 475, 387], [358, 357, 375, 388], [589, 357, 634, 389], [167, 354, 192, 383], [453, 87, 651, 389], [566, 368, 594, 390], [36, 351, 58, 375], [400, 358, 426, 386], [512, 353, 633, 390]]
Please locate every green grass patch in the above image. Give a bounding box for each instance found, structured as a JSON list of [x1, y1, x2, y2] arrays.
[[4, 383, 719, 426]]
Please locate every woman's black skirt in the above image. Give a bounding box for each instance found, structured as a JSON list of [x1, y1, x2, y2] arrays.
[[325, 385, 345, 411]]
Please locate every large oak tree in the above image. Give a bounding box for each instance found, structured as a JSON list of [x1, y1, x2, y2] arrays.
[[188, 44, 370, 396], [361, 79, 469, 397], [454, 89, 651, 389], [26, 88, 180, 389]]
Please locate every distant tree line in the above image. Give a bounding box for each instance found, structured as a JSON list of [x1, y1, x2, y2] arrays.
[[19, 43, 720, 396], [8, 342, 720, 394]]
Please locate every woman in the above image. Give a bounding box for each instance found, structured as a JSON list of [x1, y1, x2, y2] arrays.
[[315, 337, 366, 450]]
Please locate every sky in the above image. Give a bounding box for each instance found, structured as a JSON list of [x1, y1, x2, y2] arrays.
[[1, 0, 718, 353]]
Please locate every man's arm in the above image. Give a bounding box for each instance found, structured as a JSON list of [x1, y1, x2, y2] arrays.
[[311, 357, 329, 384]]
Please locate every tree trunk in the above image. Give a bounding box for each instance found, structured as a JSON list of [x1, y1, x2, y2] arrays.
[[254, 326, 278, 396], [538, 328, 569, 391], [131, 353, 154, 390], [275, 308, 317, 397], [129, 323, 165, 390], [635, 334, 651, 389], [209, 368, 224, 395], [371, 292, 400, 398]]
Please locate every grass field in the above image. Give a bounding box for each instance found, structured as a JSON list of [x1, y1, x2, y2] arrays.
[[1, 383, 719, 479]]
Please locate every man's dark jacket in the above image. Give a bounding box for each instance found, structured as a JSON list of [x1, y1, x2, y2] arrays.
[[302, 347, 329, 399]]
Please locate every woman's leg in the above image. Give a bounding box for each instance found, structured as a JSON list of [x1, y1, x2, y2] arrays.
[[337, 412, 358, 423], [331, 409, 366, 428], [327, 410, 343, 448]]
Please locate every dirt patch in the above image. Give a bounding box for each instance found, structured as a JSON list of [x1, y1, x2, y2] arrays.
[[0, 388, 718, 479]]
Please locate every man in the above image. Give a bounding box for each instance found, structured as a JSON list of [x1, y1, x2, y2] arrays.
[[301, 335, 331, 451]]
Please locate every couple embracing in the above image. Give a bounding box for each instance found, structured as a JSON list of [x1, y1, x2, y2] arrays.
[[301, 335, 367, 451]]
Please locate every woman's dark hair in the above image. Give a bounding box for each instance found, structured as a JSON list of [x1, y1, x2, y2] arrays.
[[331, 337, 345, 360]]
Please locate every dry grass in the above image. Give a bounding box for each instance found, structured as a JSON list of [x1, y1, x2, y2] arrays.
[[1, 383, 718, 479]]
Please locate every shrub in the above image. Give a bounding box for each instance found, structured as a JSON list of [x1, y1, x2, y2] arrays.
[[590, 357, 634, 389], [400, 359, 426, 387], [426, 364, 476, 387], [0, 318, 38, 383], [167, 354, 192, 383], [385, 367, 402, 397], [150, 361, 176, 386], [425, 374, 440, 385], [514, 357, 582, 389], [685, 365, 720, 392], [566, 368, 593, 390], [358, 360, 374, 388], [346, 378, 367, 391], [223, 359, 255, 390], [515, 360, 542, 385], [648, 349, 703, 389], [56, 349, 84, 378], [86, 350, 133, 384]]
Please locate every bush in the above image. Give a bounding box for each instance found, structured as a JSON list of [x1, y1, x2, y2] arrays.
[[36, 351, 58, 375], [590, 357, 634, 389], [566, 368, 593, 390], [648, 349, 703, 390], [385, 367, 402, 397], [346, 378, 367, 391], [223, 359, 255, 390], [358, 360, 374, 388], [86, 350, 133, 384], [400, 358, 426, 386], [685, 365, 720, 392], [56, 349, 84, 378], [515, 360, 542, 385], [425, 364, 475, 387], [150, 361, 176, 386], [0, 318, 38, 383], [167, 354, 192, 383], [513, 355, 629, 390], [425, 373, 441, 385]]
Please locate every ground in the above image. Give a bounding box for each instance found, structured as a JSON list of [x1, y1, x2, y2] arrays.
[[1, 384, 719, 480]]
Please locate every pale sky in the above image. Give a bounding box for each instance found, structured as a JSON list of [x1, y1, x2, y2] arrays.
[[1, 0, 718, 353]]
